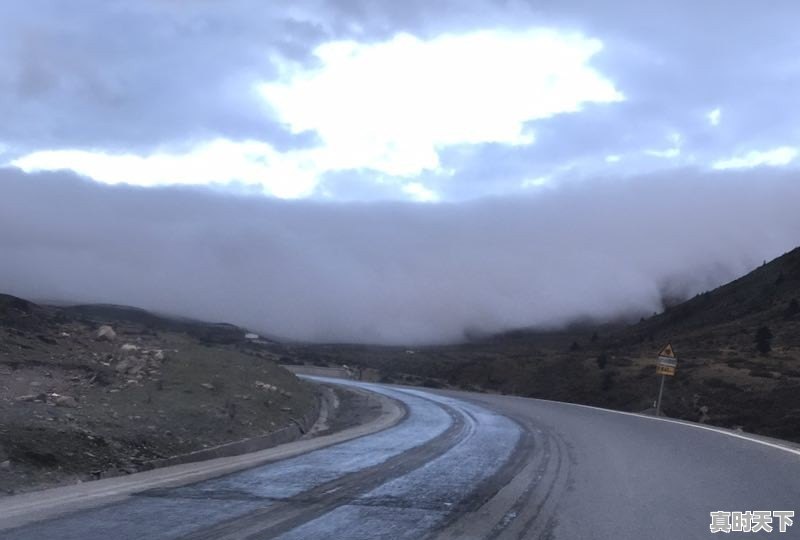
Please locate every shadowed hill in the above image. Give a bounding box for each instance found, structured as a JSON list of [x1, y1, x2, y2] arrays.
[[287, 246, 800, 442], [615, 246, 800, 348]]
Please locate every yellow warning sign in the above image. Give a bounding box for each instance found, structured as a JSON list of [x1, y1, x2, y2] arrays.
[[658, 344, 676, 359], [656, 364, 675, 376]]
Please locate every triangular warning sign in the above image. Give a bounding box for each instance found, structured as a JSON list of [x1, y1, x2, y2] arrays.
[[658, 344, 676, 358]]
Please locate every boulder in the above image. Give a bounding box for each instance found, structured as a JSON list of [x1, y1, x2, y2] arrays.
[[116, 356, 146, 375], [54, 395, 78, 408], [96, 325, 117, 341]]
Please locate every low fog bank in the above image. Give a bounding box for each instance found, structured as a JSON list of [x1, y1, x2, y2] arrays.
[[1, 167, 798, 344]]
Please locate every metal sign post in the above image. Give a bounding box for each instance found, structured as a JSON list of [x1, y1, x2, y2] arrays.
[[655, 374, 666, 417], [655, 344, 677, 417]]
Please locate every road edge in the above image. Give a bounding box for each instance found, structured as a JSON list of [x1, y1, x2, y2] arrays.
[[0, 382, 406, 531], [431, 387, 800, 457]]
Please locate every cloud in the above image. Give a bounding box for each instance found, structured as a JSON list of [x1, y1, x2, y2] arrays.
[[0, 0, 325, 154], [11, 28, 621, 198], [259, 29, 622, 177], [2, 166, 798, 344], [13, 139, 320, 199], [712, 146, 798, 170], [707, 108, 722, 127], [4, 1, 800, 201]]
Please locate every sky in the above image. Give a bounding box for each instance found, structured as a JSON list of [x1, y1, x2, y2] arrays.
[[1, 1, 799, 343]]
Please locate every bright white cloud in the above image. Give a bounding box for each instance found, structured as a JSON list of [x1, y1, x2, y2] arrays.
[[12, 140, 318, 199], [521, 176, 551, 188], [402, 182, 439, 202], [707, 108, 721, 126], [11, 29, 623, 199], [260, 29, 623, 177], [712, 146, 798, 170]]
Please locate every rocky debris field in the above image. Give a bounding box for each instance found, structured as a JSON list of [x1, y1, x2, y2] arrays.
[[0, 294, 318, 495]]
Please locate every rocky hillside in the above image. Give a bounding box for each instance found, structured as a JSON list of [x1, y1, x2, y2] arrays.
[[0, 294, 317, 495]]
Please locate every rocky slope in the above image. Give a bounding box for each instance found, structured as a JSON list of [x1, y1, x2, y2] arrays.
[[0, 295, 317, 495]]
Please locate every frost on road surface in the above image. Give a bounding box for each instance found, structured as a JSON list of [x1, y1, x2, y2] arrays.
[[1, 381, 522, 540]]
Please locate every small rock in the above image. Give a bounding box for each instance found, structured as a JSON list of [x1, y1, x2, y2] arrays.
[[200, 383, 215, 390], [119, 343, 139, 355], [15, 394, 38, 402], [96, 325, 117, 341], [0, 460, 10, 470], [55, 395, 79, 408]]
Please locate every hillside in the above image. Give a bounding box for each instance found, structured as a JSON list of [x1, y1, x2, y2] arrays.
[[0, 295, 318, 495], [615, 246, 800, 347], [286, 246, 800, 442]]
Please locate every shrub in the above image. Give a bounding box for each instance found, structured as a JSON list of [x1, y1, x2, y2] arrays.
[[785, 298, 799, 318], [755, 326, 773, 355], [596, 353, 608, 370]]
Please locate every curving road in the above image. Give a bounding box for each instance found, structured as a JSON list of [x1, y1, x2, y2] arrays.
[[2, 378, 799, 539]]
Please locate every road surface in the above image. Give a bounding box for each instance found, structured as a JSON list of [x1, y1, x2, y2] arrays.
[[1, 378, 798, 539]]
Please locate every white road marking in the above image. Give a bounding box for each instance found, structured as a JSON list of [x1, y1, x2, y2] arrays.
[[550, 400, 800, 458]]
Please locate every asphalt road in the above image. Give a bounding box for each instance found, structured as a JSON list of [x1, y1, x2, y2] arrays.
[[2, 378, 799, 539]]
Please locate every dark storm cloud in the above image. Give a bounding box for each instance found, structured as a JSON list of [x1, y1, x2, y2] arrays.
[[2, 166, 798, 344], [0, 0, 326, 155]]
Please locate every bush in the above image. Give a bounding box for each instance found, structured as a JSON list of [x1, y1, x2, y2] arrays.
[[755, 326, 773, 355], [785, 299, 800, 318], [596, 353, 608, 370], [704, 377, 738, 390]]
